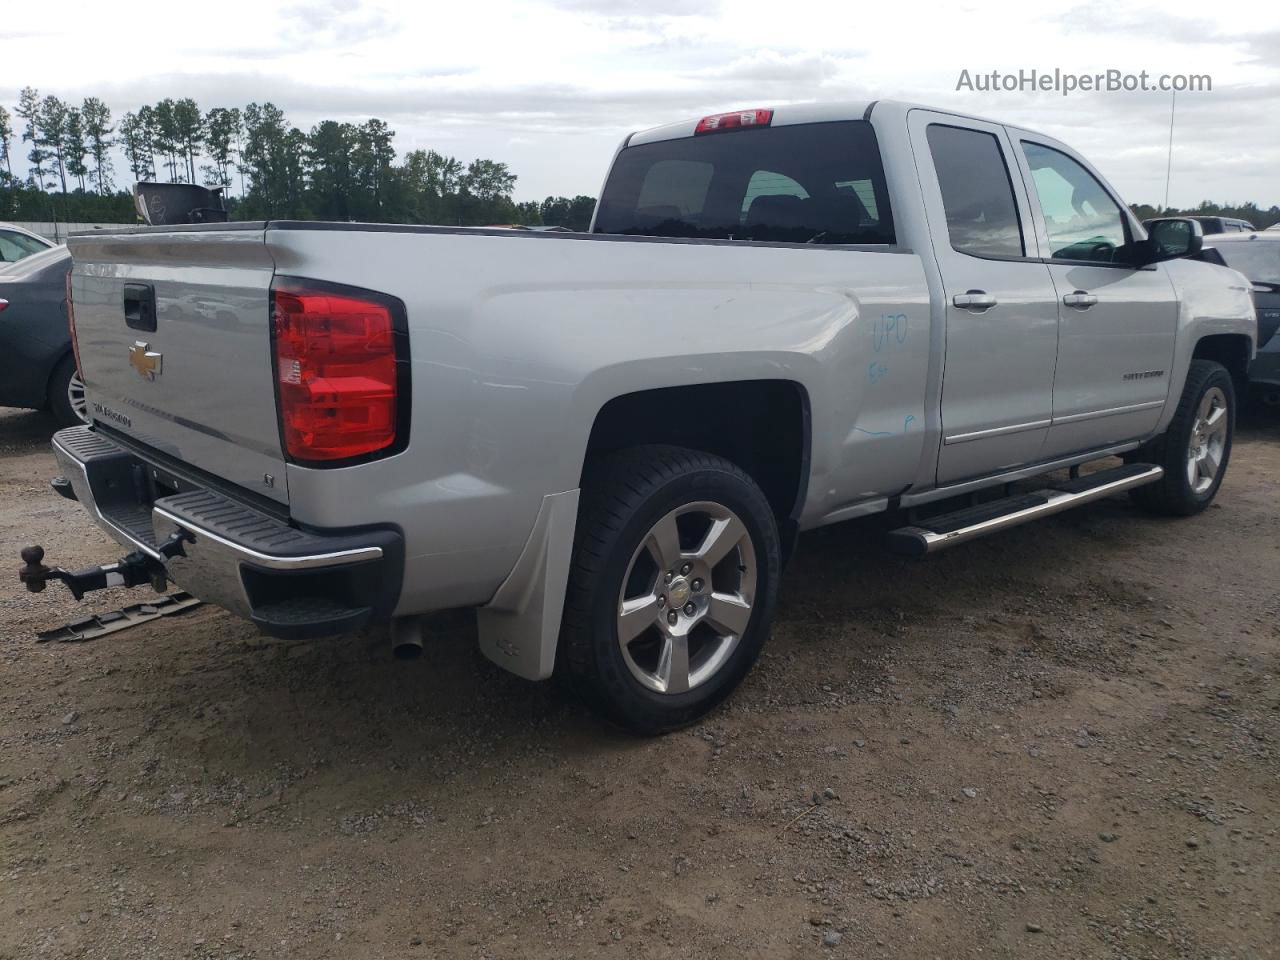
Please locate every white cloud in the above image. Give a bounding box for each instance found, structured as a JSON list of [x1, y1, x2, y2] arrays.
[[0, 0, 1276, 206]]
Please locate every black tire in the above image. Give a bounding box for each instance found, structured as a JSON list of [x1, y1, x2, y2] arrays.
[[558, 445, 781, 735], [1128, 359, 1234, 516], [46, 354, 86, 428]]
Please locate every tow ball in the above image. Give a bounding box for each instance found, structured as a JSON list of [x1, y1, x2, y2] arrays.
[[19, 531, 192, 601]]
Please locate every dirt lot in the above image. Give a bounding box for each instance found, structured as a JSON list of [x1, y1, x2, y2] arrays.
[[1, 407, 1277, 960]]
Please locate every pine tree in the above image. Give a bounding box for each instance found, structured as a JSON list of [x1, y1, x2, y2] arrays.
[[82, 97, 115, 194], [36, 95, 70, 193], [0, 106, 14, 182], [65, 107, 89, 191], [15, 87, 46, 189]]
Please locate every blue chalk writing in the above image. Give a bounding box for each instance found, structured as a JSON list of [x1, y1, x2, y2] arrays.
[[873, 313, 909, 353], [852, 415, 918, 438]]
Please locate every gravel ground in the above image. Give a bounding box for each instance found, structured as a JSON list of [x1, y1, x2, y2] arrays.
[[1, 406, 1277, 960]]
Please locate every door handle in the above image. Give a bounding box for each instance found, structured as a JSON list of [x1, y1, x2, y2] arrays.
[[953, 290, 997, 311], [1062, 290, 1098, 309]]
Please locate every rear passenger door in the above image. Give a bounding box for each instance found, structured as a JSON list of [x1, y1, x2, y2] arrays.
[[908, 111, 1060, 484]]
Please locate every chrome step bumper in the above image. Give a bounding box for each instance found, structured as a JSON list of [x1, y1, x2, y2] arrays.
[[887, 463, 1163, 558], [50, 426, 403, 638]]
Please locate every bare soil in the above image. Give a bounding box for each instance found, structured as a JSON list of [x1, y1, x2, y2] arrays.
[[2, 406, 1277, 959]]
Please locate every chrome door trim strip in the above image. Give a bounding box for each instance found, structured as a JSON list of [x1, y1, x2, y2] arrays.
[[943, 419, 1051, 445], [1051, 399, 1164, 426], [945, 400, 1164, 446]]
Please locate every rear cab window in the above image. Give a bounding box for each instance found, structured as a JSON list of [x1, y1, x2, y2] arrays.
[[594, 120, 895, 245]]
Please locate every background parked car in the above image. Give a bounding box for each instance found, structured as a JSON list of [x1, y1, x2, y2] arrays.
[[1146, 215, 1256, 235], [1190, 215, 1255, 234], [1202, 231, 1280, 406], [0, 222, 57, 263], [0, 246, 86, 426]]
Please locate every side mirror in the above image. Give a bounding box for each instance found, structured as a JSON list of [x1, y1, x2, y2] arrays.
[[1136, 217, 1203, 265], [1194, 247, 1228, 268]]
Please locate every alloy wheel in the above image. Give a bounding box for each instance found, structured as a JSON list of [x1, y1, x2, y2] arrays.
[[1186, 386, 1227, 495], [616, 501, 756, 695]]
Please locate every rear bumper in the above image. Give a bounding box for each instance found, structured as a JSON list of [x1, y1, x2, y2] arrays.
[[51, 426, 403, 638]]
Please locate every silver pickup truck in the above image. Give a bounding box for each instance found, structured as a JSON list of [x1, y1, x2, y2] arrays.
[[27, 100, 1255, 733]]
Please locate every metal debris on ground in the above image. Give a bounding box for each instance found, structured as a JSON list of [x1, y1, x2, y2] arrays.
[[36, 592, 203, 643]]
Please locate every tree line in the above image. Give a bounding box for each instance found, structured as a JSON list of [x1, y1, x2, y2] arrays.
[[0, 90, 596, 229], [1130, 201, 1280, 231], [2, 89, 1276, 232]]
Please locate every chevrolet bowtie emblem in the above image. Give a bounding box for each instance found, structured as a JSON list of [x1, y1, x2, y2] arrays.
[[129, 341, 162, 380]]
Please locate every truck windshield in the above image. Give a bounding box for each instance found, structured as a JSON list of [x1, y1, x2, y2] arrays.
[[594, 120, 895, 245]]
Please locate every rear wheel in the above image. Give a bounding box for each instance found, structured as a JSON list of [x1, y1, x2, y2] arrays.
[[47, 355, 88, 427], [1129, 359, 1234, 516], [558, 445, 781, 734]]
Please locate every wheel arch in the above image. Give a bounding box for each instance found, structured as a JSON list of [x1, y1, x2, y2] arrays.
[[1191, 333, 1252, 392], [582, 379, 812, 547]]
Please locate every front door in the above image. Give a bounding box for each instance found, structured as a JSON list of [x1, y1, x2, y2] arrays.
[[908, 111, 1061, 484], [1012, 138, 1179, 458]]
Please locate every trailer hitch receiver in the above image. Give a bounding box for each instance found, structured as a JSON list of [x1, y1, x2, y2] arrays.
[[19, 531, 191, 601]]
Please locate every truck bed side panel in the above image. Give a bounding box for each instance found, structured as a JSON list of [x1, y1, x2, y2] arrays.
[[266, 227, 931, 614]]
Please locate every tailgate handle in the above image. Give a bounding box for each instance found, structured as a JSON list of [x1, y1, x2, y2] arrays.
[[123, 283, 156, 332]]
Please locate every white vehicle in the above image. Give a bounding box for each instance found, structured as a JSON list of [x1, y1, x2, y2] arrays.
[[0, 222, 57, 263], [27, 101, 1257, 733]]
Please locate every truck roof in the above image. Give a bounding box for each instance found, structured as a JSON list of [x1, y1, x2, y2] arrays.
[[627, 99, 1037, 147]]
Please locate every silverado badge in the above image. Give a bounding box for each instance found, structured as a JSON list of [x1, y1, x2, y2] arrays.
[[129, 341, 162, 380]]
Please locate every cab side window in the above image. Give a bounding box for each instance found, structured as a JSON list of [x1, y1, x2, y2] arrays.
[[1021, 142, 1128, 264], [926, 124, 1025, 259]]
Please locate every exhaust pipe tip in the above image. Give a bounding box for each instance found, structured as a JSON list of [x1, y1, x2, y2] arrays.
[[390, 616, 424, 661]]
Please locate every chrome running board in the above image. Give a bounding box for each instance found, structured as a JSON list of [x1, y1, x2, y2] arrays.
[[887, 463, 1164, 558]]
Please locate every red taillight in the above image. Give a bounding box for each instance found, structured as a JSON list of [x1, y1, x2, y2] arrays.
[[694, 108, 773, 135], [270, 281, 407, 464], [65, 271, 82, 375]]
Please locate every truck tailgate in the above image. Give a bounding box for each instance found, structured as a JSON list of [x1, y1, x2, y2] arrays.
[[67, 225, 287, 504]]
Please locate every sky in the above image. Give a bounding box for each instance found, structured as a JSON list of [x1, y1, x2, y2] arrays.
[[2, 0, 1277, 208]]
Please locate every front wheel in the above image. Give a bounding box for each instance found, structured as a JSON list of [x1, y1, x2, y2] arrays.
[[558, 445, 781, 734], [1129, 359, 1234, 516]]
